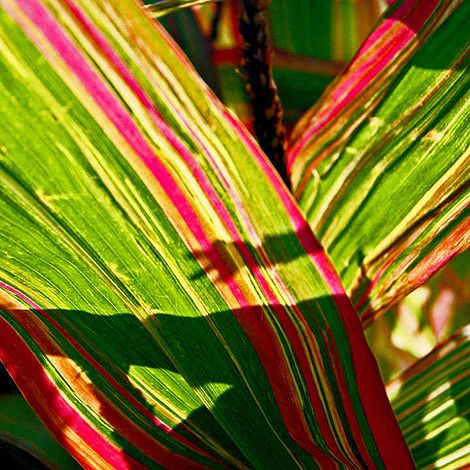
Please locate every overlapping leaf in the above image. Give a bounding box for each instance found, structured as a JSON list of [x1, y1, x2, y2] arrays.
[[288, 0, 470, 323], [388, 327, 470, 469], [0, 0, 411, 467]]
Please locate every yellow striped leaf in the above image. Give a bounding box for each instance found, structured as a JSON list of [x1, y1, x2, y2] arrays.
[[0, 0, 411, 467], [388, 327, 470, 469], [288, 0, 470, 323]]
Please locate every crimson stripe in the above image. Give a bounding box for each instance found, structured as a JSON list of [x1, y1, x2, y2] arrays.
[[14, 2, 350, 463], [0, 282, 219, 468], [0, 317, 148, 470]]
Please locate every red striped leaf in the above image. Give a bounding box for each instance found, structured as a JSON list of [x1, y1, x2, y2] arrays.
[[0, 0, 411, 467], [288, 0, 469, 322]]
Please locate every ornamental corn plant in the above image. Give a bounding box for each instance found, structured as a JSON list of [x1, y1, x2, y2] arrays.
[[0, 0, 468, 468]]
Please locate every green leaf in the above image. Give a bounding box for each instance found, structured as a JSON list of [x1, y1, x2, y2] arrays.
[[388, 327, 470, 469], [288, 0, 470, 322], [0, 0, 411, 467], [0, 394, 80, 469]]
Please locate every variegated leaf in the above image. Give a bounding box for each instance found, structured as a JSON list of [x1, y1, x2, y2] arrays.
[[288, 0, 470, 323], [389, 327, 470, 469], [0, 0, 411, 467]]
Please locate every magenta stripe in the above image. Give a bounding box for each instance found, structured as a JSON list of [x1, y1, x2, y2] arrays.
[[288, 0, 442, 171], [0, 317, 146, 470], [0, 280, 222, 466], [4, 1, 333, 460]]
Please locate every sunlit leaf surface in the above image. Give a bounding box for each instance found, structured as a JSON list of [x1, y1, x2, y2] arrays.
[[289, 0, 470, 322], [0, 0, 411, 467], [389, 327, 470, 469]]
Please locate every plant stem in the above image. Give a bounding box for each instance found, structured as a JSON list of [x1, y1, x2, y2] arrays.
[[210, 3, 223, 42], [239, 0, 288, 186]]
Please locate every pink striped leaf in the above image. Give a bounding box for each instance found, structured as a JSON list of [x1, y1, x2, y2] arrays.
[[288, 0, 470, 323], [0, 0, 411, 467]]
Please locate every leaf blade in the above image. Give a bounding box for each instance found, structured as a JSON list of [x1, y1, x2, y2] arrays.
[[0, 0, 412, 467], [388, 327, 470, 469], [288, 0, 470, 321]]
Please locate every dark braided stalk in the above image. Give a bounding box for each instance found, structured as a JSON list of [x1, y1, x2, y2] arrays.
[[210, 3, 223, 42], [239, 0, 288, 186]]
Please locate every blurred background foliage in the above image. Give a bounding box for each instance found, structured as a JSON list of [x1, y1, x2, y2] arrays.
[[367, 250, 469, 383], [151, 0, 385, 128]]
